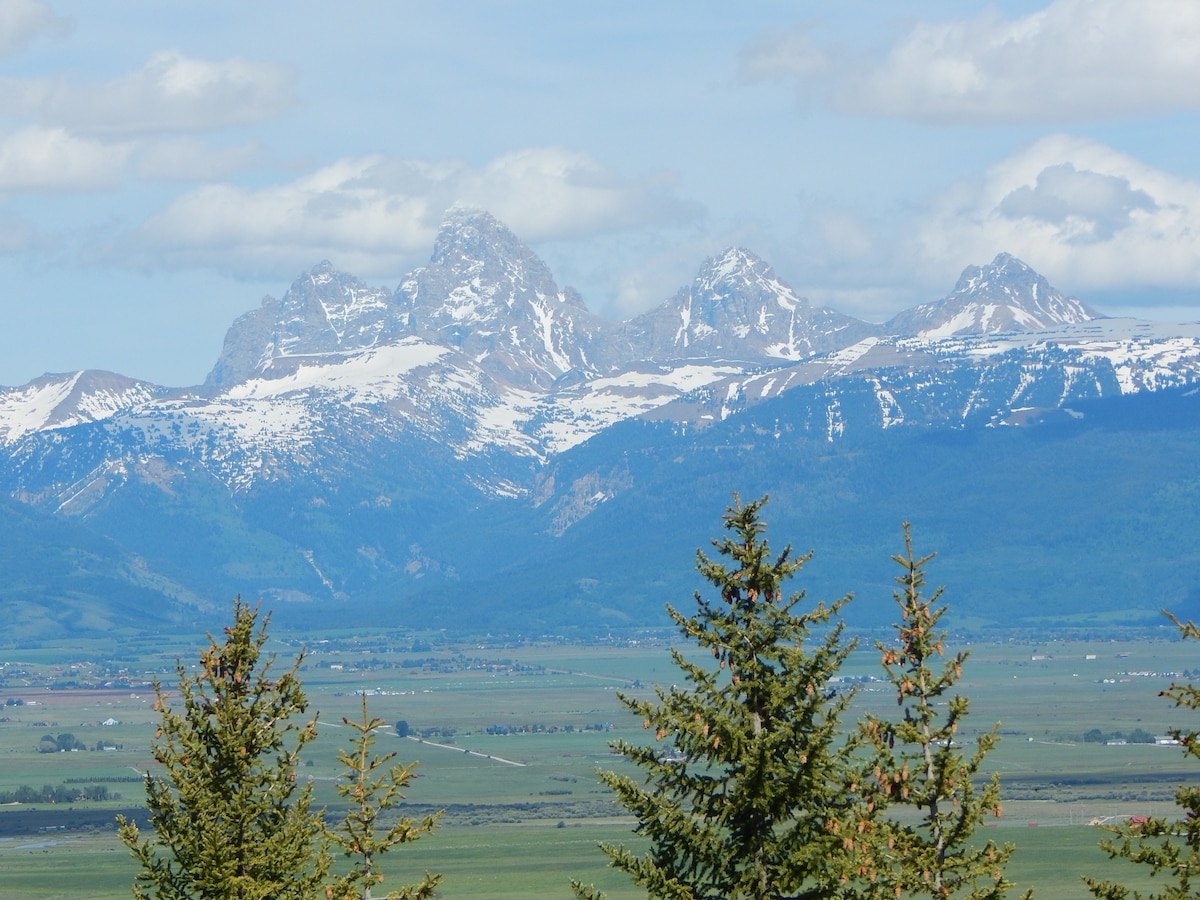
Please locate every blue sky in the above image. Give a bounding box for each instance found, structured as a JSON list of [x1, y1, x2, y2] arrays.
[[2, 0, 1200, 386]]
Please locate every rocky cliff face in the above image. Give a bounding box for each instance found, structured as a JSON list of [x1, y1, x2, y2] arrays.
[[394, 209, 621, 389], [205, 263, 398, 389]]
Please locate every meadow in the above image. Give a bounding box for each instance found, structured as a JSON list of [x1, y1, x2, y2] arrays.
[[0, 625, 1195, 897]]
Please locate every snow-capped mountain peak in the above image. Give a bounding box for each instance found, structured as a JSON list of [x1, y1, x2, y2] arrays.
[[205, 210, 607, 393], [625, 247, 878, 363], [425, 208, 553, 285], [888, 253, 1101, 338], [0, 370, 162, 443], [396, 209, 612, 389], [700, 248, 808, 314]]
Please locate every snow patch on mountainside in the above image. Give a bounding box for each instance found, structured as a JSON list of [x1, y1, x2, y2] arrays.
[[913, 322, 1200, 394], [0, 375, 82, 442], [543, 363, 749, 451], [1072, 335, 1200, 393], [225, 339, 451, 400], [0, 372, 159, 443], [464, 361, 755, 459]]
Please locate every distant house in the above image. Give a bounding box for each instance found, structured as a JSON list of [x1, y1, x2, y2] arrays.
[[101, 717, 119, 726]]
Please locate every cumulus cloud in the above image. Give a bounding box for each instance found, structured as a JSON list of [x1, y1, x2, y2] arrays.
[[749, 0, 1200, 123], [1, 50, 295, 135], [0, 48, 292, 191], [0, 0, 70, 58], [111, 148, 701, 279], [0, 126, 129, 191], [913, 134, 1200, 293], [996, 164, 1157, 242], [0, 126, 264, 192], [451, 148, 698, 240]]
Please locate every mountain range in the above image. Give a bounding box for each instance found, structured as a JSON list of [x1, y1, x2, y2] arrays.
[[2, 208, 1199, 640]]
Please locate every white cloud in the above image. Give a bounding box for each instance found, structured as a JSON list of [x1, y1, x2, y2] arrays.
[[113, 148, 700, 280], [453, 148, 698, 241], [995, 163, 1156, 242], [913, 134, 1200, 293], [3, 50, 295, 136], [0, 47, 292, 192], [752, 0, 1200, 123], [0, 127, 263, 192], [0, 0, 70, 58], [0, 126, 129, 191]]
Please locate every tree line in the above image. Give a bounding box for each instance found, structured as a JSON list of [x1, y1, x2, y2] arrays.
[[119, 497, 1200, 899], [0, 782, 118, 804], [36, 731, 88, 752]]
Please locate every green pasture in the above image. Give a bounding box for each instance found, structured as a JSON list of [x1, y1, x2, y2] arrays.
[[0, 822, 1168, 899], [0, 832, 132, 900], [1, 630, 1200, 895]]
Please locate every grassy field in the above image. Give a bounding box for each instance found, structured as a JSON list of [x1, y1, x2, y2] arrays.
[[0, 816, 1168, 898], [0, 628, 1197, 896]]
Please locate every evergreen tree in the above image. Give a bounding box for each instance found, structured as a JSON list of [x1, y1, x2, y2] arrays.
[[574, 495, 866, 900], [1085, 612, 1200, 900], [860, 524, 1025, 899], [326, 695, 442, 900], [118, 597, 330, 900]]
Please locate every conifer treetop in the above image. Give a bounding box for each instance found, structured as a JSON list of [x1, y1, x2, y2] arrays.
[[325, 694, 442, 900], [1085, 612, 1200, 900], [575, 495, 866, 900], [118, 597, 330, 900], [860, 524, 1026, 900]]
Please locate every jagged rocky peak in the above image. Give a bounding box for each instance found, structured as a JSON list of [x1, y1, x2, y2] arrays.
[[692, 248, 807, 317], [273, 261, 400, 353], [396, 208, 614, 389], [205, 261, 397, 389], [403, 207, 579, 313], [627, 247, 878, 363], [888, 253, 1102, 338], [426, 208, 559, 290]]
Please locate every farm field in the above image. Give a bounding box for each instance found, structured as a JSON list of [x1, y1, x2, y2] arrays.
[[0, 625, 1197, 896]]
